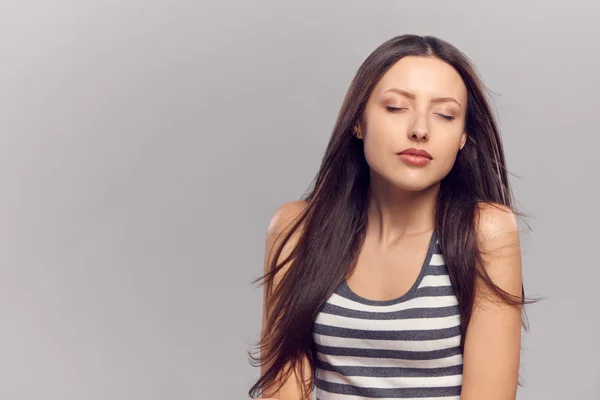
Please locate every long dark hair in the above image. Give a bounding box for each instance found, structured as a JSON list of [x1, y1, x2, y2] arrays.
[[248, 34, 532, 399]]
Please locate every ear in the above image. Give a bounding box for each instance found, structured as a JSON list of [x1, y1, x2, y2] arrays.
[[353, 122, 363, 139], [459, 132, 467, 151]]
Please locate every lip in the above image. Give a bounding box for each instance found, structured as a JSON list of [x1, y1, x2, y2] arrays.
[[397, 148, 432, 167]]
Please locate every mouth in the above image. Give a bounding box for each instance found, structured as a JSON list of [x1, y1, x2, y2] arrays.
[[397, 148, 432, 159], [397, 148, 432, 166]]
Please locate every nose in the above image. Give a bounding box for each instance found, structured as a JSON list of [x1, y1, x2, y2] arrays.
[[408, 113, 429, 142]]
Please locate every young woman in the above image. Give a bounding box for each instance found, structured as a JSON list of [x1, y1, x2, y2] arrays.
[[248, 34, 529, 400]]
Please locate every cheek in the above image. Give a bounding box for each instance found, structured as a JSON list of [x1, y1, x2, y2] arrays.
[[362, 116, 405, 154], [362, 137, 386, 172], [438, 152, 459, 174], [433, 138, 462, 173], [361, 126, 398, 170]]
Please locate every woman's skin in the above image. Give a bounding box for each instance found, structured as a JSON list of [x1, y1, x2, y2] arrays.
[[256, 56, 523, 400]]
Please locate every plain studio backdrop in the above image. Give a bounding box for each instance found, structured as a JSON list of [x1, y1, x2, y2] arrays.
[[1, 0, 599, 399]]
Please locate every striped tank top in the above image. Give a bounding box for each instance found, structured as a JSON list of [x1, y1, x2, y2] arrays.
[[312, 230, 463, 399]]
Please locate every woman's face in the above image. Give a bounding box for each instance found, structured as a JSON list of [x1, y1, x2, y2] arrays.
[[359, 55, 468, 192]]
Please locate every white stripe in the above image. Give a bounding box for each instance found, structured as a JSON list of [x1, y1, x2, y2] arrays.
[[316, 352, 463, 369], [429, 253, 445, 266], [313, 333, 460, 352], [315, 388, 460, 400], [318, 369, 462, 389], [315, 313, 461, 331], [419, 274, 451, 287], [328, 293, 458, 313]]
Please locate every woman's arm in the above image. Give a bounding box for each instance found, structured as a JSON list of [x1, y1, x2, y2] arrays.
[[257, 201, 312, 400], [460, 203, 524, 400]]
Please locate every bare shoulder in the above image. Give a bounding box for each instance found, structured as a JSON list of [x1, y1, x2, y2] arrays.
[[264, 200, 309, 276], [474, 202, 522, 295], [475, 202, 519, 241], [267, 200, 309, 237]]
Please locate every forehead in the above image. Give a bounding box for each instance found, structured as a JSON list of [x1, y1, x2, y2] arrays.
[[372, 56, 467, 103]]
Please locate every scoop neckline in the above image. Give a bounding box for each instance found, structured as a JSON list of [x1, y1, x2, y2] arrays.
[[340, 229, 438, 305]]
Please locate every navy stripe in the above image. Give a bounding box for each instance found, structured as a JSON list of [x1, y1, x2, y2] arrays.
[[315, 344, 462, 360], [313, 323, 462, 341], [425, 265, 450, 276], [316, 379, 462, 398], [316, 360, 463, 378], [319, 303, 460, 320], [414, 285, 456, 297]]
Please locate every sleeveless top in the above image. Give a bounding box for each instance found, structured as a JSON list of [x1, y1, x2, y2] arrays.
[[312, 230, 463, 399]]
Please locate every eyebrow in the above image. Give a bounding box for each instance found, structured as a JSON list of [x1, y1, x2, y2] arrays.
[[384, 88, 462, 108]]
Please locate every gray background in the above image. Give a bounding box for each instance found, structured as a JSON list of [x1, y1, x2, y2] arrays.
[[1, 0, 598, 399]]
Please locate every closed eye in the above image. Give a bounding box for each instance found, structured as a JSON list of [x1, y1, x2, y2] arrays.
[[387, 107, 454, 121], [436, 113, 455, 121]]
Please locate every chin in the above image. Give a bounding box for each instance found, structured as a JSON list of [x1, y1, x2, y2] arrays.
[[387, 172, 442, 193], [369, 165, 442, 193], [394, 180, 435, 192]]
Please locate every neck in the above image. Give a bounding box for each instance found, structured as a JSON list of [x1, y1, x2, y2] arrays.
[[366, 174, 439, 248]]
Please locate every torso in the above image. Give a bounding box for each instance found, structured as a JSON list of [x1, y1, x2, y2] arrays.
[[312, 230, 463, 399], [346, 229, 435, 302]]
